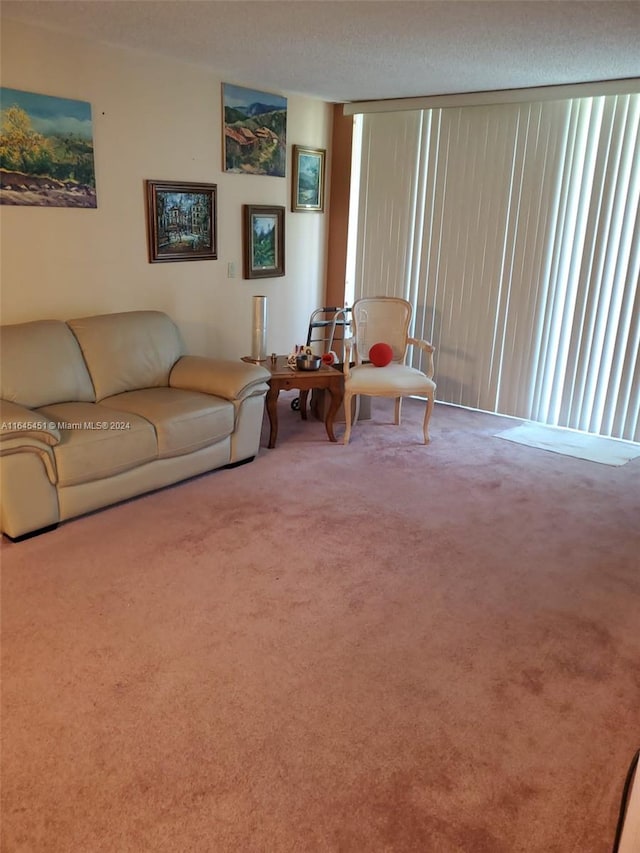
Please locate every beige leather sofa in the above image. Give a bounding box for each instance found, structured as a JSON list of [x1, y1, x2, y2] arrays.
[[0, 310, 270, 540]]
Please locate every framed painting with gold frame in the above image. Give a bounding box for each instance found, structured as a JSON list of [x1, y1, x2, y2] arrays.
[[291, 145, 325, 212]]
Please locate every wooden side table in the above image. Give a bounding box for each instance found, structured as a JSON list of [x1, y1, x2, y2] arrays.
[[243, 356, 344, 448]]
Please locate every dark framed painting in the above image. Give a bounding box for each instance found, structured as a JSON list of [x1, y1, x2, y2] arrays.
[[222, 83, 287, 177], [0, 87, 97, 208], [291, 145, 326, 212], [145, 180, 217, 263], [243, 205, 285, 279]]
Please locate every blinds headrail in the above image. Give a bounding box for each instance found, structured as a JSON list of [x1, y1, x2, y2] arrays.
[[343, 78, 640, 116]]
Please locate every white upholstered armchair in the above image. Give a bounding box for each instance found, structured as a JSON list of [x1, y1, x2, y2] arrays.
[[342, 297, 436, 444]]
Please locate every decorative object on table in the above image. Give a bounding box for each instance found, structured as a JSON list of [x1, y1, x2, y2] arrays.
[[296, 354, 322, 371], [145, 180, 217, 263], [0, 87, 97, 208], [222, 83, 287, 177], [243, 205, 285, 278], [321, 351, 339, 366], [287, 345, 313, 368], [368, 341, 394, 367], [250, 295, 268, 362], [291, 145, 326, 212]]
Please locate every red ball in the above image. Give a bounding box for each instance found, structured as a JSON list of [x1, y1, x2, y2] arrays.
[[369, 342, 393, 367]]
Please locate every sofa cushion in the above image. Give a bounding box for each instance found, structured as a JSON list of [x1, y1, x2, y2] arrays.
[[67, 311, 184, 401], [100, 388, 234, 458], [346, 363, 437, 395], [36, 402, 158, 487], [0, 320, 95, 408]]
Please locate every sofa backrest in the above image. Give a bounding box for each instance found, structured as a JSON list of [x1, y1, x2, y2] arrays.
[[0, 319, 96, 408], [67, 310, 184, 401]]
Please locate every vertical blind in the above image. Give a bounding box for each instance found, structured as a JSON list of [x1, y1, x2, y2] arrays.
[[352, 93, 640, 442]]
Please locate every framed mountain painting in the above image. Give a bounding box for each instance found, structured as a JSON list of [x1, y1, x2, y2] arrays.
[[292, 145, 325, 212], [222, 83, 287, 177]]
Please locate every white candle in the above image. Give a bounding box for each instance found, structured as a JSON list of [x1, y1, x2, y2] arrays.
[[251, 295, 267, 361]]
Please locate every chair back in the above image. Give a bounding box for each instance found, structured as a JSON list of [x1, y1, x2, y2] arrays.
[[351, 297, 412, 364]]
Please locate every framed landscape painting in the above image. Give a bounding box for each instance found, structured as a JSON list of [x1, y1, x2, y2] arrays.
[[292, 145, 326, 212], [145, 180, 217, 263], [222, 83, 287, 177], [243, 205, 285, 279], [0, 87, 97, 208]]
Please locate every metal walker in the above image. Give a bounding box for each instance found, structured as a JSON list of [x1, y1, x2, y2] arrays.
[[290, 306, 351, 412]]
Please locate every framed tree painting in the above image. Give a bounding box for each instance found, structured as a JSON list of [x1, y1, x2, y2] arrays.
[[243, 205, 285, 279], [291, 145, 326, 212], [145, 180, 217, 263], [0, 87, 97, 208]]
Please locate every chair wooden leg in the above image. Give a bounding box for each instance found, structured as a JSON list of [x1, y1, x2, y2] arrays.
[[394, 397, 402, 425], [343, 390, 353, 444], [422, 393, 435, 444]]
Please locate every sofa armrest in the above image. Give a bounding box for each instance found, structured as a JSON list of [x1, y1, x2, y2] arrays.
[[0, 436, 58, 483], [0, 399, 61, 446], [169, 356, 270, 402]]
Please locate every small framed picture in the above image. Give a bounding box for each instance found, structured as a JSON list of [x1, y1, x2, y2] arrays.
[[243, 205, 285, 279], [291, 145, 326, 213], [145, 180, 217, 263]]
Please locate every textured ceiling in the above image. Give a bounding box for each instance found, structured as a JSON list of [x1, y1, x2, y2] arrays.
[[2, 0, 639, 103]]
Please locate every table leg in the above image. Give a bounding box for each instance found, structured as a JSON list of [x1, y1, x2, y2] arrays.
[[300, 389, 309, 420], [266, 385, 280, 448], [325, 385, 344, 443], [310, 389, 321, 421]]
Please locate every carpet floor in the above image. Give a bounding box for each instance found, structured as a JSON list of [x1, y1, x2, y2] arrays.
[[2, 398, 639, 852]]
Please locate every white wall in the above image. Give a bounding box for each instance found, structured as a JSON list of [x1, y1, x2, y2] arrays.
[[0, 19, 333, 358]]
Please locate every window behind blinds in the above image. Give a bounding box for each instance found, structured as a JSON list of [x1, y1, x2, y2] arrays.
[[351, 93, 640, 442]]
